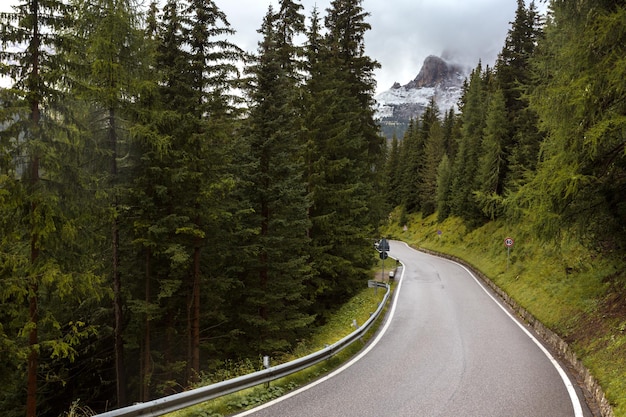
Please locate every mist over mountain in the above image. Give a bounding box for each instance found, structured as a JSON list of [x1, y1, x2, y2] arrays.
[[374, 55, 470, 139]]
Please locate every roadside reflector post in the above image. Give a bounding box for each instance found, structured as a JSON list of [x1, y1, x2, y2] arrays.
[[504, 237, 514, 270]]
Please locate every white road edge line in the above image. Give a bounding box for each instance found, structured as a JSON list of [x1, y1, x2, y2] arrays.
[[431, 245, 585, 417], [235, 257, 408, 416]]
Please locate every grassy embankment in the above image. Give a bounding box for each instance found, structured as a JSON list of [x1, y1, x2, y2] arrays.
[[382, 209, 626, 417], [165, 264, 389, 417]]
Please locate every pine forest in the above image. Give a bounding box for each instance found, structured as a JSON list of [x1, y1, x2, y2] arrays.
[[1, 0, 625, 416]]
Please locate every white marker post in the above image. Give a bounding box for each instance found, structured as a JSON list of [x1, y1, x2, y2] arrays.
[[504, 237, 514, 269]]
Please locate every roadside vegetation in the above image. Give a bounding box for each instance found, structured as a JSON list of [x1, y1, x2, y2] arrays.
[[166, 271, 388, 417], [382, 210, 626, 417]]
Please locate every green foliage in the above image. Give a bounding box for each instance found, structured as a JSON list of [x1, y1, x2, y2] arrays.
[[1, 1, 108, 415], [435, 154, 453, 222], [10, 0, 626, 414], [515, 1, 626, 247], [474, 88, 507, 219], [235, 1, 314, 355], [419, 118, 445, 217], [448, 64, 490, 225], [384, 135, 402, 208], [305, 0, 382, 314]]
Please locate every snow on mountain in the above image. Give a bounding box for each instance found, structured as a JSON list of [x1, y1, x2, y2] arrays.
[[374, 55, 470, 138]]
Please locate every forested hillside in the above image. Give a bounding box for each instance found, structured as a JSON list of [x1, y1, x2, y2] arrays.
[[388, 0, 626, 246], [0, 0, 384, 415]]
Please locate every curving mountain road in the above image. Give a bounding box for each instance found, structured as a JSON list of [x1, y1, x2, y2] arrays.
[[235, 241, 591, 417]]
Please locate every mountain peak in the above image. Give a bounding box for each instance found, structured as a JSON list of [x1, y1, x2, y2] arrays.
[[374, 55, 470, 139], [405, 55, 466, 89]]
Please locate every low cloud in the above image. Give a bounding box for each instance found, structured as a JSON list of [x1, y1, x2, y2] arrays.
[[220, 0, 535, 93]]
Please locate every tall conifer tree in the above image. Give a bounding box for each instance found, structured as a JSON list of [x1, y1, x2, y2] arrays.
[[66, 0, 152, 404], [449, 63, 490, 224], [474, 88, 508, 219], [397, 119, 421, 212], [237, 1, 314, 354], [416, 98, 441, 216], [420, 119, 445, 217], [151, 0, 243, 385], [495, 0, 543, 192], [305, 0, 382, 312], [384, 134, 402, 208], [0, 1, 102, 415]]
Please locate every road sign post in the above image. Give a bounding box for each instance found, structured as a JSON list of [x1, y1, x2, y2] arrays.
[[376, 239, 391, 294], [504, 237, 514, 270]]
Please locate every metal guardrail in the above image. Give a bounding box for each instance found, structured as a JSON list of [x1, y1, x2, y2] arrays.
[[96, 282, 391, 417]]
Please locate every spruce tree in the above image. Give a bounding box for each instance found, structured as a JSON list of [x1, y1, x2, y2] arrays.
[[449, 63, 490, 224], [0, 1, 102, 415], [495, 0, 543, 193], [398, 119, 422, 212], [305, 0, 382, 313], [149, 0, 243, 385], [474, 88, 508, 219], [384, 134, 402, 208], [64, 0, 153, 404], [417, 97, 442, 216], [436, 154, 453, 221], [237, 2, 314, 354], [420, 119, 445, 217]]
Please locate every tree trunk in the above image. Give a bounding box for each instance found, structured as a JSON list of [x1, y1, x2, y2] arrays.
[[27, 163, 40, 417], [27, 135, 40, 417], [191, 241, 201, 380], [26, 7, 41, 411], [141, 248, 151, 401], [110, 108, 126, 406]]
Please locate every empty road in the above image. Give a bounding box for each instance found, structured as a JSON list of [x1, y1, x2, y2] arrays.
[[236, 241, 590, 417]]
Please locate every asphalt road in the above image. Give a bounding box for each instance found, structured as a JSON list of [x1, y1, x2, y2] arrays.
[[235, 241, 591, 417]]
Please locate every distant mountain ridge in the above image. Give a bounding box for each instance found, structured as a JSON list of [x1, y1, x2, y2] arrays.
[[374, 55, 469, 139]]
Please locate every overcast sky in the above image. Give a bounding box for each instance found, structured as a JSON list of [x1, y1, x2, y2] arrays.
[[1, 0, 547, 94], [218, 0, 548, 94]]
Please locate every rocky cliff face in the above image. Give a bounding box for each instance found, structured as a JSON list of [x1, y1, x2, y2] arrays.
[[375, 55, 469, 139]]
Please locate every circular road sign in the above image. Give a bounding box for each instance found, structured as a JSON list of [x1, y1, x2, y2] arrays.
[[504, 237, 514, 247]]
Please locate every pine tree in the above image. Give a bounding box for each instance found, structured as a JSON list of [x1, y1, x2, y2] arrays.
[[416, 97, 442, 216], [64, 0, 153, 404], [237, 2, 314, 354], [436, 154, 453, 222], [305, 0, 382, 313], [495, 0, 543, 193], [442, 108, 458, 160], [149, 0, 243, 386], [398, 118, 422, 212], [384, 134, 402, 208], [449, 63, 490, 224], [420, 119, 445, 217], [0, 1, 102, 415], [474, 88, 508, 219]]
